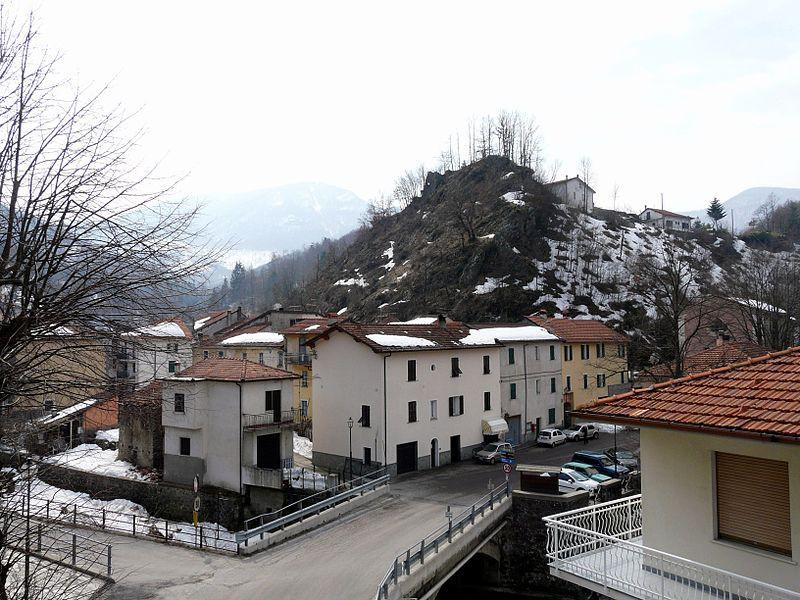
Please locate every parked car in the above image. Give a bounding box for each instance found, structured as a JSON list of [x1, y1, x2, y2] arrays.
[[542, 468, 600, 496], [564, 423, 599, 441], [473, 442, 514, 464], [536, 428, 567, 447], [604, 448, 639, 470], [562, 461, 613, 484], [572, 451, 630, 478]]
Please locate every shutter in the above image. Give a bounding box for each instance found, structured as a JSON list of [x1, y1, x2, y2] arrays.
[[716, 452, 791, 556]]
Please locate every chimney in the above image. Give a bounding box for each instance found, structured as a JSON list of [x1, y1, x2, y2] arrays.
[[438, 314, 447, 329], [716, 331, 725, 347]]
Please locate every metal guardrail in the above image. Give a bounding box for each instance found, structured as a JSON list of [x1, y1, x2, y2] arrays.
[[237, 469, 389, 547], [375, 481, 511, 600], [544, 494, 798, 600]]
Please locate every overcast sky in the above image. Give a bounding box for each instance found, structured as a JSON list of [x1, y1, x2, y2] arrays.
[[25, 0, 800, 212]]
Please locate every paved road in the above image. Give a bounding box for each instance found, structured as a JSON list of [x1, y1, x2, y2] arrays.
[[100, 430, 638, 600]]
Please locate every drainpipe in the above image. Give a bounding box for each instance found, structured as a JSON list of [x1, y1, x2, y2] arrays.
[[235, 382, 243, 496], [383, 353, 392, 468], [522, 343, 529, 444]]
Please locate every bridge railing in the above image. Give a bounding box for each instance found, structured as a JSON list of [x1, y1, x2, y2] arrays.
[[375, 481, 510, 600]]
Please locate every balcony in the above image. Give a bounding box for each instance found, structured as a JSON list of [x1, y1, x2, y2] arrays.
[[283, 352, 312, 366], [242, 459, 293, 489], [544, 495, 795, 600], [242, 410, 296, 429]]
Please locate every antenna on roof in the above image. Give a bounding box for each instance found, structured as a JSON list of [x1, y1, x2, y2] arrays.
[[660, 192, 664, 211]]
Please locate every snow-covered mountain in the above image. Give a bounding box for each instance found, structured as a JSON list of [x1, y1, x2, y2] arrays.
[[196, 182, 367, 269], [685, 187, 800, 232]]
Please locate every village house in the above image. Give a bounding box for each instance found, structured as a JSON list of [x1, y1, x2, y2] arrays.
[[549, 348, 800, 597], [639, 339, 770, 384], [527, 316, 630, 413], [161, 358, 298, 513], [307, 319, 504, 477], [464, 322, 563, 443], [638, 207, 692, 231], [192, 307, 247, 340], [117, 381, 164, 471], [119, 318, 194, 388], [544, 175, 595, 213], [35, 392, 118, 452], [193, 323, 285, 367]]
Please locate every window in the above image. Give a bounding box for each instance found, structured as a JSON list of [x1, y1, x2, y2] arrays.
[[242, 352, 247, 360], [217, 351, 224, 358], [596, 373, 606, 388], [168, 360, 177, 373], [482, 355, 490, 374], [258, 352, 264, 364], [565, 376, 571, 391], [179, 437, 191, 456], [430, 399, 438, 420], [716, 452, 791, 556], [364, 447, 371, 465], [618, 344, 626, 357], [448, 395, 464, 417], [132, 362, 136, 373], [548, 408, 556, 424], [510, 383, 517, 400], [44, 399, 54, 411], [265, 390, 281, 413], [407, 359, 417, 382], [549, 345, 556, 360], [408, 401, 417, 423], [508, 348, 515, 365], [301, 400, 309, 417], [580, 344, 589, 360], [483, 391, 491, 411], [596, 343, 605, 358], [582, 374, 589, 389], [174, 393, 185, 413], [621, 372, 626, 384], [451, 357, 461, 377], [550, 377, 556, 393], [564, 345, 573, 361], [360, 405, 371, 428], [203, 350, 209, 359], [300, 371, 309, 388], [534, 346, 539, 361]]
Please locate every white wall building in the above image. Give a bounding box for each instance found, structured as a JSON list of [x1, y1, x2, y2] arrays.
[[308, 320, 504, 476], [465, 324, 563, 443], [545, 176, 595, 213], [161, 358, 297, 512], [121, 319, 194, 387], [638, 207, 692, 231]]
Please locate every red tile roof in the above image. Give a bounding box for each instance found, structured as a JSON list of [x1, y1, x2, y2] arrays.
[[280, 318, 339, 335], [172, 358, 298, 381], [645, 341, 771, 380], [574, 347, 800, 443], [526, 316, 628, 344], [641, 207, 693, 220]]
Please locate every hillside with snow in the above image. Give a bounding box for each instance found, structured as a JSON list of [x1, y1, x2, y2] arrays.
[[298, 156, 756, 329]]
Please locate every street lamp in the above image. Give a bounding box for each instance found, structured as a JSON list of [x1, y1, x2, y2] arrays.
[[347, 416, 354, 482]]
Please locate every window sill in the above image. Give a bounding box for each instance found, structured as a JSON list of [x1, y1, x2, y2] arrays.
[[711, 538, 796, 565]]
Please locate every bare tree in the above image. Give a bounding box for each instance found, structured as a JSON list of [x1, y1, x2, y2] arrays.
[[359, 193, 396, 228], [391, 164, 425, 209], [578, 156, 594, 213]]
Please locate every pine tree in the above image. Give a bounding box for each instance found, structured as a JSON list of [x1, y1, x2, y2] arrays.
[[707, 197, 727, 229], [230, 262, 246, 304]]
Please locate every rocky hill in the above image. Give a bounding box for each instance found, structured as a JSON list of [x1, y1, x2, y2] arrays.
[[300, 156, 745, 328]]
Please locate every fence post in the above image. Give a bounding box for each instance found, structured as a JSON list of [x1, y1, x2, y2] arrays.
[[132, 514, 136, 536], [392, 557, 399, 584], [46, 499, 50, 521], [420, 539, 425, 565], [448, 520, 452, 543], [102, 509, 106, 530], [73, 504, 77, 525], [659, 554, 665, 599], [107, 544, 112, 577], [200, 525, 204, 549], [36, 523, 42, 552], [165, 520, 169, 541], [490, 488, 494, 510], [405, 548, 410, 574], [471, 505, 475, 525], [71, 533, 77, 565]]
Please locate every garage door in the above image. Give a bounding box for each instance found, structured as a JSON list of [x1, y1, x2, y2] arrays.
[[507, 416, 521, 444], [396, 442, 418, 474]]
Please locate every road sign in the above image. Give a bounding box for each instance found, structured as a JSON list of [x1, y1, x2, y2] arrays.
[[192, 511, 198, 526], [499, 456, 516, 465], [193, 496, 201, 512], [502, 463, 513, 474]]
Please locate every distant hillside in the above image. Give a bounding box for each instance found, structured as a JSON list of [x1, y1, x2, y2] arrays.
[[196, 182, 367, 269], [686, 187, 800, 232]]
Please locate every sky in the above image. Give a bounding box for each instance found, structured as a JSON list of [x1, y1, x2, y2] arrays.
[[22, 0, 800, 213]]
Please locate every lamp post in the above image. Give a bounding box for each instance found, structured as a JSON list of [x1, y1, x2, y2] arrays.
[[347, 416, 354, 482]]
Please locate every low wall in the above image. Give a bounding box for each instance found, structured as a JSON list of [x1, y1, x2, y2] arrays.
[[38, 464, 243, 530]]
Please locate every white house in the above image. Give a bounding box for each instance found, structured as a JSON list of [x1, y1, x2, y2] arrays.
[[307, 319, 504, 476], [638, 207, 692, 231], [120, 319, 194, 387], [464, 323, 563, 443], [547, 348, 800, 598], [545, 176, 595, 213], [161, 358, 298, 513]]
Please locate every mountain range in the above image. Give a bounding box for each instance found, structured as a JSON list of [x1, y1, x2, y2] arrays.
[[685, 187, 800, 232]]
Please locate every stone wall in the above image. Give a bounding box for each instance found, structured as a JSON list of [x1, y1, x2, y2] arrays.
[[38, 464, 243, 530]]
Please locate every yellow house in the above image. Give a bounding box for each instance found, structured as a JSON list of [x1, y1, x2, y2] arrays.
[[279, 318, 333, 421], [527, 316, 630, 410], [193, 324, 284, 368]]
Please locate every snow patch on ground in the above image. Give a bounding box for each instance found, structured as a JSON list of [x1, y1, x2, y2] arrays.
[[44, 444, 151, 481], [334, 277, 368, 287], [501, 191, 525, 206], [95, 429, 119, 443], [293, 432, 312, 460], [473, 276, 508, 295]]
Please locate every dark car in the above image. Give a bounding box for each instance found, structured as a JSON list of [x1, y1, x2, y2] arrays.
[[572, 451, 630, 478], [604, 448, 639, 470]]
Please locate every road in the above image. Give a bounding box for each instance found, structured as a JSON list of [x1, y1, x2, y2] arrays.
[[99, 430, 638, 599]]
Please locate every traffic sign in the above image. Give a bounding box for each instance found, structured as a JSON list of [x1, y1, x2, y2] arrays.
[[192, 511, 198, 526], [499, 456, 516, 465], [502, 463, 513, 474], [193, 496, 201, 512]]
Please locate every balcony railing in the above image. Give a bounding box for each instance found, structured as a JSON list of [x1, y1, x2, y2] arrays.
[[242, 459, 293, 489], [544, 495, 796, 600], [242, 410, 296, 429], [283, 352, 312, 366]]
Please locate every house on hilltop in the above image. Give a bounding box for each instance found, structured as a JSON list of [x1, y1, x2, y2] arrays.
[[544, 175, 594, 213], [638, 207, 692, 231]]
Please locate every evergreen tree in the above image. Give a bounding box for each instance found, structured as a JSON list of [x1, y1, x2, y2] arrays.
[[707, 197, 726, 229], [230, 262, 246, 304]]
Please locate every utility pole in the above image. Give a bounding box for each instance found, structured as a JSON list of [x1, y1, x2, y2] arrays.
[[24, 457, 31, 600]]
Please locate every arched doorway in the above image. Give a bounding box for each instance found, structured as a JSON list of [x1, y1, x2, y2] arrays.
[[430, 438, 439, 468]]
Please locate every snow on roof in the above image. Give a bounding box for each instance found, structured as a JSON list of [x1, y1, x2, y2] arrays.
[[365, 334, 437, 348], [132, 321, 188, 338], [459, 326, 559, 345], [39, 398, 102, 426], [731, 297, 786, 314], [303, 324, 321, 332], [193, 316, 212, 330], [337, 307, 348, 315], [389, 317, 438, 325], [220, 331, 284, 345]]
